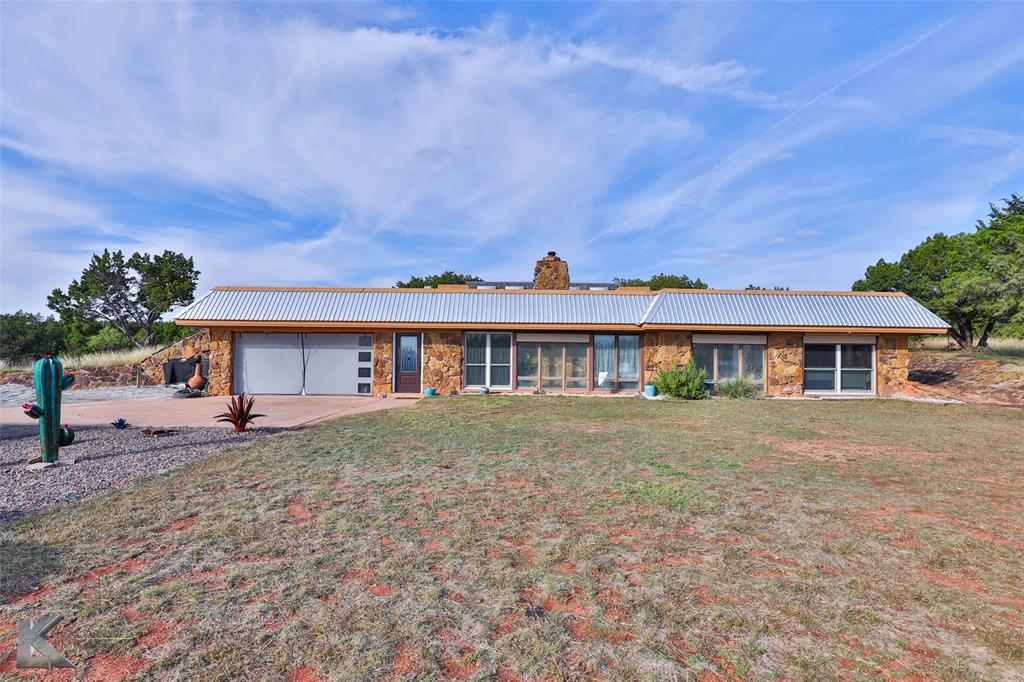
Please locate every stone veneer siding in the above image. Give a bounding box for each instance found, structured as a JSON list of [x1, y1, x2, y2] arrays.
[[642, 332, 692, 384], [422, 331, 463, 394], [876, 334, 910, 396], [766, 332, 804, 397], [372, 331, 394, 396]]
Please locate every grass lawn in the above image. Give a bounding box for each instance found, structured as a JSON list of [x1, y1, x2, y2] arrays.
[[2, 397, 1022, 681]]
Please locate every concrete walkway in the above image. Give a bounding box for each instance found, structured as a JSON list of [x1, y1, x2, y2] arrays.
[[0, 395, 409, 430]]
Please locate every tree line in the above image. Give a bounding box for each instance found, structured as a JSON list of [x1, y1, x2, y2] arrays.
[[2, 194, 1020, 365]]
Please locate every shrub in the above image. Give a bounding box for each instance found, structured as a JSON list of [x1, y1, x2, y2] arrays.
[[716, 377, 762, 399], [655, 359, 708, 400]]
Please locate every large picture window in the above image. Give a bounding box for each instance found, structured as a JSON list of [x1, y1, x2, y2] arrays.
[[804, 343, 874, 393], [517, 341, 588, 390], [465, 333, 512, 388], [594, 335, 641, 390], [693, 343, 764, 383]]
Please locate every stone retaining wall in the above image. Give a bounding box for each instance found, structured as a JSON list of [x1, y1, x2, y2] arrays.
[[139, 329, 211, 384], [139, 328, 233, 396], [766, 333, 803, 396], [0, 364, 158, 389]]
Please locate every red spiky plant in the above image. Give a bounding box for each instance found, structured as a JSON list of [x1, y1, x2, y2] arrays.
[[215, 394, 266, 433]]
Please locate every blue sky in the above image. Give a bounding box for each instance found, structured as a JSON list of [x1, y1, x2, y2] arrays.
[[1, 1, 1022, 313]]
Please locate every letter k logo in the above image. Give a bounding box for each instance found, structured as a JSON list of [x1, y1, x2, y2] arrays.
[[17, 614, 73, 669]]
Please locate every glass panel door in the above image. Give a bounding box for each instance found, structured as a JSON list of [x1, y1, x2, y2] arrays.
[[565, 343, 588, 389], [517, 342, 539, 388], [541, 343, 564, 389], [465, 333, 487, 386], [718, 345, 740, 380], [594, 335, 615, 389], [490, 334, 512, 387], [617, 335, 640, 389]]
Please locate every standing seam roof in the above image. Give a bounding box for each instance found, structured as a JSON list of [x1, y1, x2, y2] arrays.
[[174, 289, 949, 329]]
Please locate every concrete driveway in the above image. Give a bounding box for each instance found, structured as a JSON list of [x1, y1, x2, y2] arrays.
[[0, 395, 409, 429]]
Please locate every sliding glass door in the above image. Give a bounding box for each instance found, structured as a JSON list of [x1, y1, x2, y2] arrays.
[[594, 335, 641, 390], [517, 341, 588, 390]]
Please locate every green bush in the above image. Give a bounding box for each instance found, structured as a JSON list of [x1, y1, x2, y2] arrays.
[[655, 359, 708, 400], [716, 377, 762, 399], [86, 325, 135, 353]]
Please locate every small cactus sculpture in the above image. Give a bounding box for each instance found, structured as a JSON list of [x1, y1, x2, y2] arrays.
[[22, 355, 76, 464]]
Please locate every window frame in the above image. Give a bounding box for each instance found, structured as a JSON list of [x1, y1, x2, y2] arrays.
[[803, 343, 876, 395], [514, 340, 589, 392], [464, 332, 513, 389], [593, 334, 642, 392], [693, 342, 766, 387]]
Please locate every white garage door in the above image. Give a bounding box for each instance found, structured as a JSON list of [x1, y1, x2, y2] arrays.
[[234, 333, 373, 395]]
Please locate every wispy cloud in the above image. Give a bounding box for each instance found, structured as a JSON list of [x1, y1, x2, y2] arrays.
[[1, 2, 1021, 311]]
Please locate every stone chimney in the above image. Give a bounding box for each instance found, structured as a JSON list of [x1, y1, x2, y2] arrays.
[[533, 251, 570, 290]]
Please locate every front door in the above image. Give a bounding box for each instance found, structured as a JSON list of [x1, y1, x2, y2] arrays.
[[395, 334, 421, 393]]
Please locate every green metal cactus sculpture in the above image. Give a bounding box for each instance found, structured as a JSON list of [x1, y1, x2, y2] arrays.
[[22, 355, 76, 464]]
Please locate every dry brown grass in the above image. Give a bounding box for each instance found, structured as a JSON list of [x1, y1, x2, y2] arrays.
[[1, 397, 1022, 681]]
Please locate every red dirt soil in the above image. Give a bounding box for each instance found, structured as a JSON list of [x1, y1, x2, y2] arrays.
[[288, 666, 325, 682], [83, 654, 147, 682]]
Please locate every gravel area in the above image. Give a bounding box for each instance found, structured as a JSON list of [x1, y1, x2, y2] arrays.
[[0, 424, 283, 526], [0, 383, 181, 407]]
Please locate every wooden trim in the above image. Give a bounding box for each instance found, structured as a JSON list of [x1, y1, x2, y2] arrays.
[[587, 334, 594, 392], [511, 333, 518, 390]]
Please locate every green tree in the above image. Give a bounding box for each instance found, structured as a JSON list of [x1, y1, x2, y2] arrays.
[[48, 249, 200, 348], [614, 273, 708, 290], [0, 311, 66, 364], [745, 285, 789, 291], [395, 271, 481, 288], [853, 196, 1024, 349]]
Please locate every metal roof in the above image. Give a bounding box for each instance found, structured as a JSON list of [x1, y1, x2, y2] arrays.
[[642, 292, 949, 329], [175, 288, 949, 330], [176, 289, 653, 325]]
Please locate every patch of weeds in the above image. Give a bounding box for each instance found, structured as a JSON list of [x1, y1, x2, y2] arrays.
[[646, 460, 697, 478], [702, 456, 739, 470], [623, 480, 717, 513]]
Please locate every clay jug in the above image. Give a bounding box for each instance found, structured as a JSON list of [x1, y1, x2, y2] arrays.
[[188, 359, 207, 390]]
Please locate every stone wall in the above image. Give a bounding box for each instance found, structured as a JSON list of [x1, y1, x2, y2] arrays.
[[766, 333, 804, 397], [0, 364, 158, 389], [373, 332, 394, 396], [139, 327, 233, 396], [877, 334, 909, 396], [205, 329, 233, 396], [642, 331, 692, 384], [533, 252, 570, 289], [422, 331, 463, 394], [140, 329, 211, 383]]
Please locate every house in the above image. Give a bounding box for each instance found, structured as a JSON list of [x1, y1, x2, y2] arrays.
[[168, 252, 949, 398]]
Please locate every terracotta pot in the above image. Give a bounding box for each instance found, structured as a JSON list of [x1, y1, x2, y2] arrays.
[[187, 360, 207, 390]]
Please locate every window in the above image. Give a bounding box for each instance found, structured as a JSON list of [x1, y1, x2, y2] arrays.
[[594, 335, 641, 390], [358, 367, 371, 378], [693, 343, 765, 383], [517, 341, 588, 390], [359, 334, 373, 347], [357, 383, 371, 394], [358, 351, 371, 362], [465, 333, 512, 388], [804, 343, 874, 393]]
